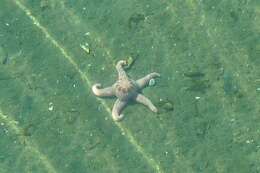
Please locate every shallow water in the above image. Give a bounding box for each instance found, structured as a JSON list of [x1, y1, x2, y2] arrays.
[[0, 0, 259, 172]]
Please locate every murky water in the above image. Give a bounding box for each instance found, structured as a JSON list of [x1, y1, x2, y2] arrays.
[[0, 0, 259, 172]]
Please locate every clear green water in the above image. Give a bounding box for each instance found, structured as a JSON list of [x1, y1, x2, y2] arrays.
[[0, 0, 259, 172]]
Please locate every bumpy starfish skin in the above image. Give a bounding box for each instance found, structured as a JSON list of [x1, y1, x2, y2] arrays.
[[92, 60, 160, 121]]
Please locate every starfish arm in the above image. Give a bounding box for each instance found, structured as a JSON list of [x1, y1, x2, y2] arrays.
[[136, 72, 160, 89], [112, 99, 127, 121], [116, 60, 127, 78], [135, 94, 158, 113], [92, 83, 115, 97]]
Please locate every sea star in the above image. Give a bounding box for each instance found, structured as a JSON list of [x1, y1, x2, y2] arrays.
[[92, 60, 160, 121]]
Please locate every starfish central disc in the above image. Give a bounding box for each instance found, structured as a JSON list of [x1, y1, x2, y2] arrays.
[[92, 60, 160, 121]]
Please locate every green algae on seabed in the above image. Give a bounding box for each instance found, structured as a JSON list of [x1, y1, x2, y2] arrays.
[[0, 0, 260, 172]]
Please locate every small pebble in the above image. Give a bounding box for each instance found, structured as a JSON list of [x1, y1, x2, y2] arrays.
[[80, 43, 90, 54], [48, 102, 54, 111], [246, 139, 253, 144], [230, 118, 235, 122], [195, 96, 200, 100], [84, 32, 90, 36]]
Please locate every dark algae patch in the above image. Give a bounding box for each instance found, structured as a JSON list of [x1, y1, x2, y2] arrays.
[[183, 71, 205, 79], [0, 0, 259, 173], [21, 123, 34, 137], [128, 13, 145, 29], [223, 71, 239, 95], [184, 71, 211, 93], [157, 98, 174, 113], [0, 45, 8, 65]]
